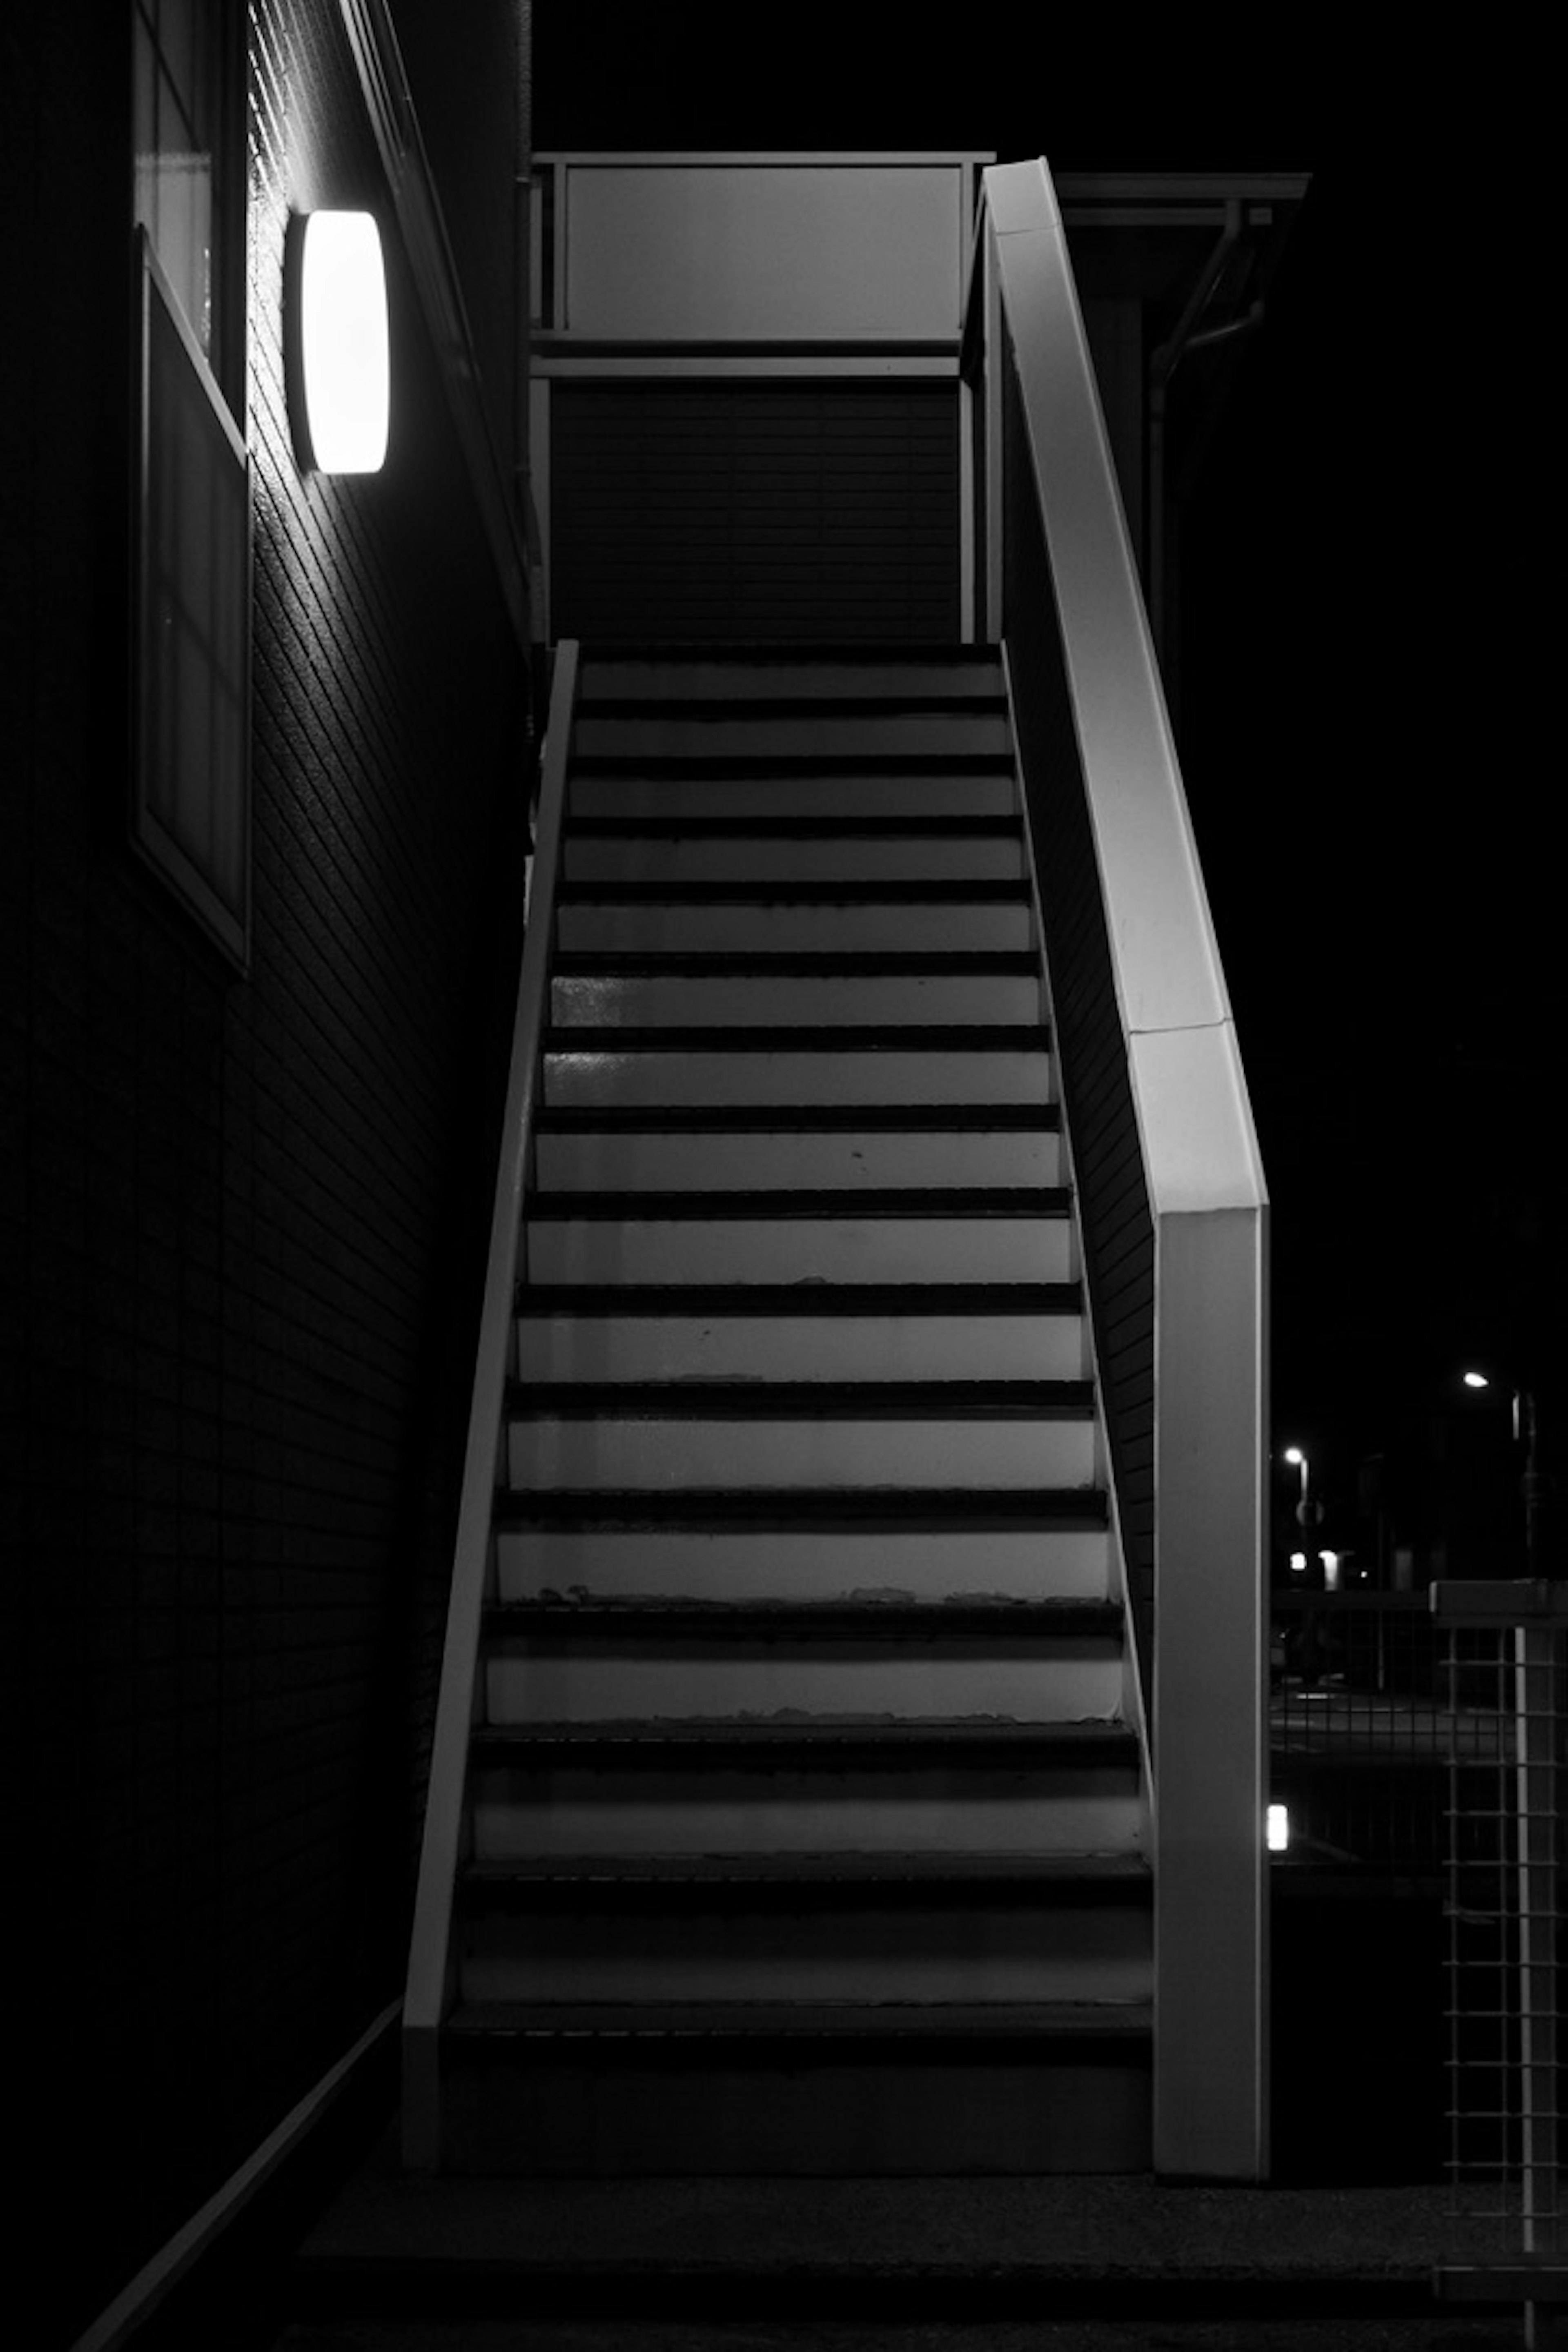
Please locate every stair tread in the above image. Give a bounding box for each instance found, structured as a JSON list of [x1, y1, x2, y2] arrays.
[[527, 1189, 1070, 1219], [543, 1026, 1049, 1052], [572, 698, 1011, 722], [461, 1850, 1148, 1887], [551, 953, 1038, 976], [564, 817, 1022, 841], [571, 757, 1019, 780], [506, 1379, 1094, 1418], [447, 1998, 1154, 2039], [533, 1105, 1060, 1132], [470, 1715, 1134, 1752], [519, 1283, 1082, 1316], [494, 1490, 1109, 1528], [486, 1596, 1119, 1633], [556, 880, 1030, 903]]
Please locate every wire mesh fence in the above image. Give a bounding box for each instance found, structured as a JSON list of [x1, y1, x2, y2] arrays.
[[1434, 1581, 1568, 2336], [1271, 1590, 1446, 1871]]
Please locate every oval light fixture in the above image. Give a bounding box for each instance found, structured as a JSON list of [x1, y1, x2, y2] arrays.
[[292, 210, 390, 474]]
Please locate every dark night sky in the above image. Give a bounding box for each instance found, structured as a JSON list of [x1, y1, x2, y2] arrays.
[[532, 8, 1555, 1537]]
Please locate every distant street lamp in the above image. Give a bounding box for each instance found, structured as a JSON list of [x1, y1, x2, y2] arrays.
[[1462, 1370, 1546, 1578], [1283, 1446, 1315, 1525]]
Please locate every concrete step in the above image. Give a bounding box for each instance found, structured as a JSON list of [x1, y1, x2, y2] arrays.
[[503, 1385, 1098, 1493], [481, 1617, 1119, 1723], [571, 771, 1020, 821], [457, 1851, 1152, 2005], [541, 1042, 1053, 1109], [436, 1999, 1152, 2173], [555, 895, 1035, 955], [531, 1116, 1062, 1191], [577, 656, 1005, 704], [562, 832, 1026, 884], [521, 1200, 1075, 1283], [571, 711, 1016, 764], [516, 1301, 1087, 1382], [467, 1717, 1143, 1861], [492, 1519, 1115, 1605], [551, 965, 1043, 1025]]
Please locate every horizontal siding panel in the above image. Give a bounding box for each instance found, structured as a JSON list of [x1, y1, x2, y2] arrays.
[[553, 383, 960, 643]]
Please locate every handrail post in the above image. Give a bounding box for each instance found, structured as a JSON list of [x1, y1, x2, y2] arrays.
[[401, 641, 580, 2172]]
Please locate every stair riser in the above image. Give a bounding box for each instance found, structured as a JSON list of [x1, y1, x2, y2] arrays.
[[542, 1049, 1053, 1108], [551, 972, 1041, 1026], [563, 839, 1026, 885], [460, 1904, 1152, 2005], [439, 2047, 1151, 2174], [523, 1218, 1075, 1284], [572, 714, 1016, 762], [494, 1526, 1114, 1603], [533, 1128, 1062, 1189], [580, 660, 1004, 703], [516, 1314, 1089, 1384], [572, 775, 1020, 821], [471, 1765, 1145, 1860], [506, 1416, 1097, 1491], [556, 905, 1035, 953], [483, 1643, 1122, 1724]]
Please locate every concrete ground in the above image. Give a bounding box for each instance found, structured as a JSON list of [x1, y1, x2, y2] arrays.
[[253, 2139, 1542, 2351]]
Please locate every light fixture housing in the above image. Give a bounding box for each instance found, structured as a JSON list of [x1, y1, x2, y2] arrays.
[[288, 210, 390, 474]]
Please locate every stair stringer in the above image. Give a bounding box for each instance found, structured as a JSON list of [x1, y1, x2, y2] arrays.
[[1003, 653, 1156, 1830]]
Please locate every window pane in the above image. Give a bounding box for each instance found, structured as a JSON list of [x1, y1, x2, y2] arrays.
[[132, 0, 219, 371]]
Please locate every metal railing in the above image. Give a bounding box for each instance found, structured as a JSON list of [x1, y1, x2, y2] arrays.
[[401, 642, 580, 2171], [1434, 1580, 1568, 2344], [965, 158, 1269, 2180]]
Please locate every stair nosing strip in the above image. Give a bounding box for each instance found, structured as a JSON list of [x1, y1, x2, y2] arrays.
[[526, 1188, 1071, 1219], [445, 1997, 1155, 2043], [484, 1597, 1119, 1635], [564, 815, 1022, 835], [504, 1379, 1095, 1419], [572, 696, 1012, 719], [492, 1488, 1109, 1529], [516, 1282, 1083, 1316], [532, 1105, 1061, 1133], [556, 880, 1029, 903], [550, 953, 1038, 974], [543, 1026, 1049, 1053], [461, 1850, 1146, 1884], [569, 757, 1020, 781], [469, 1715, 1136, 1752]]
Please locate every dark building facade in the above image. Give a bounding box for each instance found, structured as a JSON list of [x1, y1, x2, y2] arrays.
[[4, 6, 532, 2333]]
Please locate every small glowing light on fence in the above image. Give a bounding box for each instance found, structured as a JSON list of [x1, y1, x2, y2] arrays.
[[292, 211, 390, 474], [1267, 1804, 1290, 1853], [1289, 1550, 1307, 1574]]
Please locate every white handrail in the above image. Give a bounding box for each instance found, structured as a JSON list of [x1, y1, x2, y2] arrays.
[[984, 159, 1270, 2180], [401, 641, 580, 2172]]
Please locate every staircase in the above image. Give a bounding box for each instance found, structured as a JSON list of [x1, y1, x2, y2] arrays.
[[427, 646, 1154, 2174]]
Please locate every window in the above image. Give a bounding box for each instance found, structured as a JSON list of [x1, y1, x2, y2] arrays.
[[132, 0, 243, 408], [131, 1, 251, 969]]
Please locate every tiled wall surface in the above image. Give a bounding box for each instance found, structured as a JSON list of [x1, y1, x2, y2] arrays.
[[4, 5, 529, 2331]]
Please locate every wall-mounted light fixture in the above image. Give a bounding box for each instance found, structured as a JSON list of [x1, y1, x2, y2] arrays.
[[287, 210, 390, 474]]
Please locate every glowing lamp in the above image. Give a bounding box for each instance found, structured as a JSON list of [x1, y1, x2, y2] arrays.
[[1267, 1804, 1290, 1854], [292, 211, 389, 474]]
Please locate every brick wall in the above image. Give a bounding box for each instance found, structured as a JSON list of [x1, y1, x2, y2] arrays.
[[4, 6, 529, 2330]]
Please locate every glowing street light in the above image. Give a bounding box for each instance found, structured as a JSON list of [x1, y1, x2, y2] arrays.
[[1461, 1368, 1545, 1578], [1283, 1446, 1316, 1525]]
